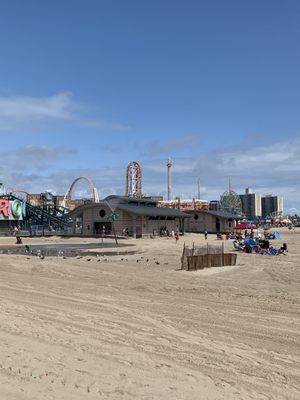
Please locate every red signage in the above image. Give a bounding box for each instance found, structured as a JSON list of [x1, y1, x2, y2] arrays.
[[0, 199, 9, 217]]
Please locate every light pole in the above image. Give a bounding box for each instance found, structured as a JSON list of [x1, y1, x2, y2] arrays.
[[41, 194, 45, 237], [167, 159, 172, 201]]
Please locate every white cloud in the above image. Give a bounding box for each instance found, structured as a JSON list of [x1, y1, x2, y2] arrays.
[[0, 93, 74, 131], [0, 92, 128, 132], [0, 145, 76, 172]]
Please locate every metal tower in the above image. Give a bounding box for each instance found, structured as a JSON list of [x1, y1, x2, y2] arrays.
[[125, 161, 142, 197], [166, 158, 172, 200]]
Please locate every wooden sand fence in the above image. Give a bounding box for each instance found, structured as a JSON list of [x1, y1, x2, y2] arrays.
[[181, 242, 237, 271]]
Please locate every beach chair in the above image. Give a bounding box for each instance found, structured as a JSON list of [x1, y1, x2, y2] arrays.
[[253, 245, 261, 254], [233, 241, 242, 251], [268, 247, 279, 256]]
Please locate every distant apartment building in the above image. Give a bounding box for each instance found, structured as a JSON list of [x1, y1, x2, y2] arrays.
[[239, 188, 262, 218], [262, 195, 284, 218]]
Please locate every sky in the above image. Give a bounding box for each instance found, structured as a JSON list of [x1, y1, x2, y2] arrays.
[[0, 0, 299, 214]]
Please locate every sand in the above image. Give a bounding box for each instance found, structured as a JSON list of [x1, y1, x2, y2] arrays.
[[0, 229, 299, 399]]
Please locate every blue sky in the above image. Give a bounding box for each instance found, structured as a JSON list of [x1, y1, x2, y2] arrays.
[[1, 0, 299, 213]]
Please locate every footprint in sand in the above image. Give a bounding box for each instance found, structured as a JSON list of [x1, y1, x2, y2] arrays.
[[155, 363, 172, 369], [186, 373, 197, 382], [80, 345, 89, 352]]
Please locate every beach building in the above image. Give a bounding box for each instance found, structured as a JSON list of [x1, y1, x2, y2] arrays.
[[262, 195, 284, 218], [67, 195, 190, 237], [239, 188, 262, 218], [185, 210, 239, 233]]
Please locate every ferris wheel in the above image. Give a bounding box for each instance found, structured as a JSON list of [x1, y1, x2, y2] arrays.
[[220, 189, 242, 215]]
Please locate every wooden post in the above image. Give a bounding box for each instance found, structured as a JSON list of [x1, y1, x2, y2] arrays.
[[181, 242, 186, 270], [207, 254, 212, 268], [221, 242, 225, 266]]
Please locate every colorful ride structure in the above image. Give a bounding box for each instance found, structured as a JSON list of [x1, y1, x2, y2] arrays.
[[125, 161, 142, 197], [2, 176, 100, 232], [2, 191, 71, 231]]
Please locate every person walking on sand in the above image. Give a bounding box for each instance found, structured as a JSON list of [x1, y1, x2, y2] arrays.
[[175, 231, 179, 243], [204, 230, 208, 240]]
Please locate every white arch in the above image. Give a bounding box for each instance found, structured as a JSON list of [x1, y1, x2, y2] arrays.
[[62, 176, 99, 209]]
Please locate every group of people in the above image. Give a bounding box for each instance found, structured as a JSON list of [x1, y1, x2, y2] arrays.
[[121, 226, 180, 242], [232, 233, 288, 255], [213, 230, 259, 241], [202, 228, 288, 256], [157, 228, 180, 242]]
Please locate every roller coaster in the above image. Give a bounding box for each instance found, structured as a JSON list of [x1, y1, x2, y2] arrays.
[[2, 192, 72, 231], [3, 176, 100, 232]]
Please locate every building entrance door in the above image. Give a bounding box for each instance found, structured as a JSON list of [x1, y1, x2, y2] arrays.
[[94, 222, 112, 235]]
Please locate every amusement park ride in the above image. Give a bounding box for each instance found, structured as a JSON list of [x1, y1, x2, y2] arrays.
[[1, 176, 100, 231], [125, 161, 142, 197], [220, 177, 242, 215]]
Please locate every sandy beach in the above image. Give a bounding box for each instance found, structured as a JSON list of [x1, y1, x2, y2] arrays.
[[0, 229, 299, 399]]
